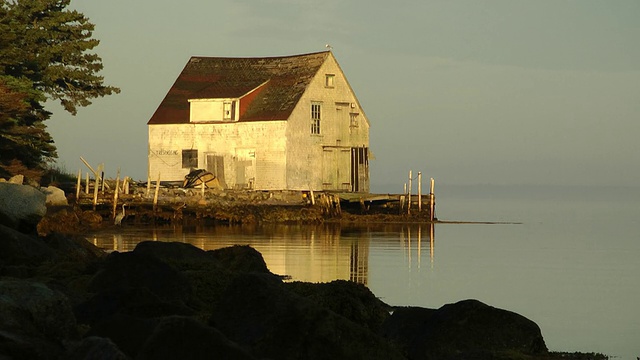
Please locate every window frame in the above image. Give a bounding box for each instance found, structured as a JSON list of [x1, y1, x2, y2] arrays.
[[325, 74, 335, 88], [311, 102, 322, 135], [182, 149, 198, 168]]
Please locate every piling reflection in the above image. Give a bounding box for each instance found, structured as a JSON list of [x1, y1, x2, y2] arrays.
[[89, 223, 435, 285]]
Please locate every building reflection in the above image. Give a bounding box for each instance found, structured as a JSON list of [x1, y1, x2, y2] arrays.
[[89, 222, 435, 286]]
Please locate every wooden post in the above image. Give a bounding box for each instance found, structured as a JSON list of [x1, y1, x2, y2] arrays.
[[310, 189, 315, 205], [100, 171, 105, 193], [153, 172, 161, 212], [146, 174, 151, 198], [85, 172, 89, 194], [93, 164, 103, 211], [408, 170, 412, 215], [75, 169, 81, 200], [112, 171, 120, 219], [430, 177, 435, 222], [418, 171, 422, 212], [79, 157, 110, 190], [201, 181, 205, 197]]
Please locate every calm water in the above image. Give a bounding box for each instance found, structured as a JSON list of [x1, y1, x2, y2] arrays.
[[87, 185, 640, 359]]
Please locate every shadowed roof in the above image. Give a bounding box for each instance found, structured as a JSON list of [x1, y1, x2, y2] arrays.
[[147, 51, 330, 124]]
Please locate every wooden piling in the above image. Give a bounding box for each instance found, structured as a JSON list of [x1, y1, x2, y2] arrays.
[[112, 168, 120, 219], [146, 174, 151, 198], [153, 172, 160, 212], [85, 172, 89, 194], [93, 164, 103, 211], [75, 169, 81, 200], [418, 171, 422, 212], [430, 177, 435, 222], [408, 170, 412, 215]]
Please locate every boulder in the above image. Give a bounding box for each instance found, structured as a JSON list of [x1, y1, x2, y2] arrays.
[[208, 244, 270, 273], [77, 250, 196, 326], [41, 185, 68, 206], [76, 287, 195, 326], [64, 336, 129, 360], [133, 240, 216, 265], [84, 313, 161, 358], [0, 280, 78, 360], [0, 182, 47, 233], [9, 174, 24, 184], [286, 279, 392, 333], [37, 207, 81, 236], [380, 299, 548, 360], [137, 316, 256, 360], [211, 272, 405, 360], [0, 223, 55, 268]]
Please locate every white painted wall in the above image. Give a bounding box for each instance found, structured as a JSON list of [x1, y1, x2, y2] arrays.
[[189, 98, 238, 122], [148, 121, 287, 189], [285, 53, 370, 191]]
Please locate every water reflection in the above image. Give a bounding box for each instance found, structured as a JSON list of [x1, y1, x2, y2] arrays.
[[400, 224, 435, 270], [89, 223, 435, 286]]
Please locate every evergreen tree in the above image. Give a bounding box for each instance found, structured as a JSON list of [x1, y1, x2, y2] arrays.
[[0, 0, 119, 177]]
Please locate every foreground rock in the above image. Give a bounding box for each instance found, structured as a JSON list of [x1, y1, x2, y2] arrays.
[[0, 182, 47, 233], [0, 210, 608, 360], [382, 301, 547, 359]]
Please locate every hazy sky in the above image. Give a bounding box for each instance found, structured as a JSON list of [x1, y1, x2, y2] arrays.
[[47, 0, 640, 192]]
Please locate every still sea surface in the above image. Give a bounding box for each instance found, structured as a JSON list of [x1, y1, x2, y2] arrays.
[[88, 184, 640, 359]]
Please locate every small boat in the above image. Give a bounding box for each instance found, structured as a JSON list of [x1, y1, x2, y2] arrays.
[[183, 169, 222, 189]]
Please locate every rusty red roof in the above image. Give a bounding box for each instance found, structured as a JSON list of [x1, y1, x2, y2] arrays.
[[147, 51, 330, 124]]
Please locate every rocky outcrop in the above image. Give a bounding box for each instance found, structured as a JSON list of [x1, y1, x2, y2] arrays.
[[0, 201, 607, 360], [0, 182, 47, 233], [211, 272, 405, 360], [381, 301, 548, 360], [0, 280, 78, 360], [41, 186, 68, 207]]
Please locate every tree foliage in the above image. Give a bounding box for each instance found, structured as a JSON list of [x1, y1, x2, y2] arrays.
[[0, 0, 119, 178]]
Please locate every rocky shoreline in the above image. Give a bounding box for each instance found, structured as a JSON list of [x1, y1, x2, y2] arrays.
[[0, 180, 608, 359]]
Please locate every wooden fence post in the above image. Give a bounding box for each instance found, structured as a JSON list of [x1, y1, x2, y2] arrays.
[[418, 171, 422, 212], [408, 170, 412, 215], [75, 169, 81, 200], [153, 172, 161, 212]]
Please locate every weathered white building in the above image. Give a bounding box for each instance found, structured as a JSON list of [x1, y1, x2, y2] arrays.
[[147, 51, 370, 192]]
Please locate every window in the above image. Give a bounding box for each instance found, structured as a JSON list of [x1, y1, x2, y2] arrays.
[[182, 149, 198, 168], [350, 113, 359, 127], [223, 101, 236, 120], [325, 74, 335, 88], [311, 102, 321, 135]]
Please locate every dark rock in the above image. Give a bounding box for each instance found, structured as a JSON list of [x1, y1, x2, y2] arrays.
[[0, 280, 77, 360], [136, 316, 256, 360], [0, 224, 55, 268], [381, 299, 548, 360], [87, 251, 193, 305], [75, 286, 195, 326], [133, 240, 215, 265], [84, 313, 160, 358], [37, 207, 81, 236], [208, 244, 270, 273], [211, 272, 405, 360], [286, 279, 392, 332], [43, 232, 105, 263], [0, 182, 47, 233], [64, 336, 129, 360], [78, 210, 103, 227]]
